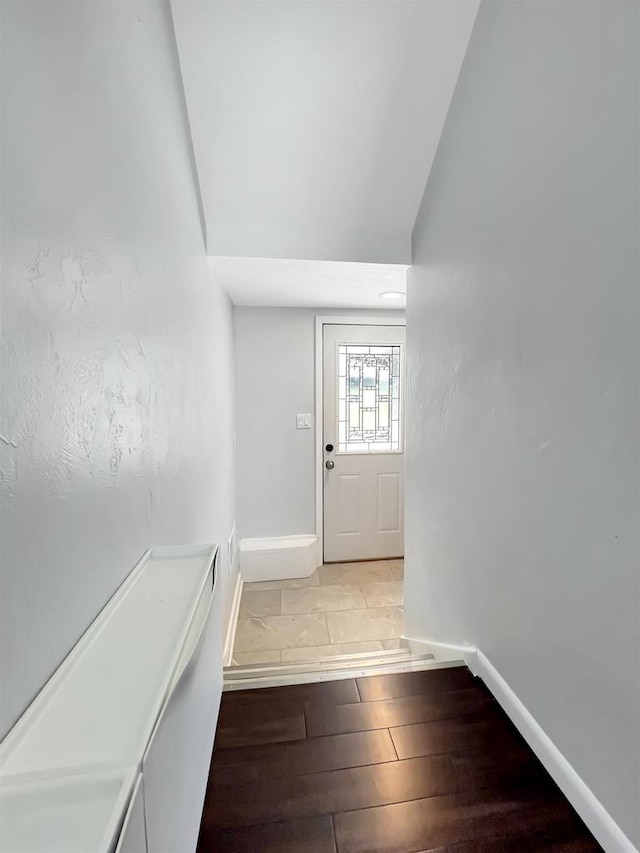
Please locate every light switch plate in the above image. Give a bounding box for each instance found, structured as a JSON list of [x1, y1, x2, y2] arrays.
[[296, 414, 312, 429]]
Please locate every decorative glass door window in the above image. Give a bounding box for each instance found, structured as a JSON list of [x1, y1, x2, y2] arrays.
[[337, 344, 402, 453]]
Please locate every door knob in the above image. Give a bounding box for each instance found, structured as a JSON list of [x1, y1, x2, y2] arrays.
[[325, 460, 335, 470]]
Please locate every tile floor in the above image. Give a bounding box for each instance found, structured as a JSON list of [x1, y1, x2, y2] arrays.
[[231, 560, 404, 666]]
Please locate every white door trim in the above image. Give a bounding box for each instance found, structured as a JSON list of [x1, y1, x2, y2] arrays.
[[314, 314, 406, 563]]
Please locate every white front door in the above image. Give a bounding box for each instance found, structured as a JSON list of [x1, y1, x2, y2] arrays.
[[323, 324, 405, 563]]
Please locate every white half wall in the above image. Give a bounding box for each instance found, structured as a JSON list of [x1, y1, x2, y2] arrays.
[[405, 0, 639, 847], [0, 0, 236, 739], [239, 535, 320, 583], [234, 307, 403, 541]]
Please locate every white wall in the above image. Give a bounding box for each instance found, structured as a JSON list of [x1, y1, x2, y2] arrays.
[[405, 0, 639, 846], [235, 307, 403, 541], [0, 0, 236, 740], [235, 308, 316, 539]]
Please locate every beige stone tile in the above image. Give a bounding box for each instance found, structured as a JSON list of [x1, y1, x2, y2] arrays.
[[381, 638, 402, 650], [239, 589, 281, 618], [338, 641, 384, 655], [280, 645, 340, 663], [231, 650, 281, 666], [318, 562, 395, 587], [234, 613, 330, 652], [361, 581, 404, 609], [390, 561, 404, 580], [244, 570, 321, 591], [281, 584, 366, 615], [326, 607, 404, 644]]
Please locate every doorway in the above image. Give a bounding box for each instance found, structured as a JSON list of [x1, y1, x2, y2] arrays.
[[320, 322, 405, 563], [226, 315, 409, 674]]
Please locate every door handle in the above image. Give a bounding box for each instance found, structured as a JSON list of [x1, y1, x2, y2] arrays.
[[325, 460, 335, 470]]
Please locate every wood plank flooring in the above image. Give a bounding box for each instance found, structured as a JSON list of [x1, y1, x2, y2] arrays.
[[197, 667, 603, 853]]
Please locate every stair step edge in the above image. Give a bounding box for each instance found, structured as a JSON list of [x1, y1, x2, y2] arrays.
[[226, 646, 412, 672], [224, 652, 436, 679], [223, 657, 466, 691]]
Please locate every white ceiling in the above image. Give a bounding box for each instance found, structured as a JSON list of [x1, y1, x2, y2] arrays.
[[171, 0, 480, 269], [210, 257, 408, 310]]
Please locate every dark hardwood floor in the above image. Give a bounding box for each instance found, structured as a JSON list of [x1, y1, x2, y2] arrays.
[[197, 667, 602, 853]]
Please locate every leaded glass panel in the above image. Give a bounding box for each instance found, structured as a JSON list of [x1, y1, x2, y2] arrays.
[[336, 343, 402, 453]]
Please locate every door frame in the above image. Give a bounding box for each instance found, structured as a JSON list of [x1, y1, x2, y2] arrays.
[[314, 314, 406, 563]]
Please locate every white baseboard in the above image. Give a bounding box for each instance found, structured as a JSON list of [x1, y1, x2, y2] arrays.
[[402, 634, 476, 664], [471, 649, 639, 853], [239, 535, 320, 583], [222, 570, 243, 667]]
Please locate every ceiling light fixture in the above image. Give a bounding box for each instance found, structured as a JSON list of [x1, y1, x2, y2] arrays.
[[378, 291, 404, 300]]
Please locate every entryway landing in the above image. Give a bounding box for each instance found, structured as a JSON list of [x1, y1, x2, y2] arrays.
[[231, 560, 404, 666]]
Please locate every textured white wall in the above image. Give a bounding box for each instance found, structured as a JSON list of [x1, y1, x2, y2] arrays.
[[0, 0, 236, 739], [234, 307, 403, 540], [405, 0, 639, 844]]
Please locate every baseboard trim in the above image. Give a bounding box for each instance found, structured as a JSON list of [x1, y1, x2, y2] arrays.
[[471, 649, 638, 853], [222, 571, 243, 667], [239, 535, 321, 583], [402, 634, 477, 664]]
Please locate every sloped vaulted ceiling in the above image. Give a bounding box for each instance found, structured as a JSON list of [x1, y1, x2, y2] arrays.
[[170, 0, 479, 266]]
